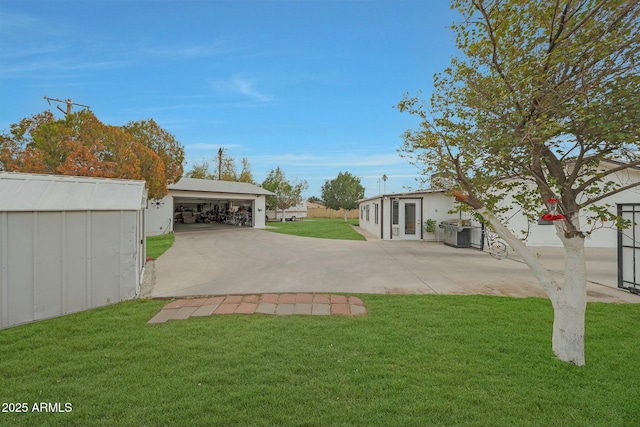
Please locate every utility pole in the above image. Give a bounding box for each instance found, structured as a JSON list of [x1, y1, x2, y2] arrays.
[[217, 147, 224, 180], [43, 96, 90, 115]]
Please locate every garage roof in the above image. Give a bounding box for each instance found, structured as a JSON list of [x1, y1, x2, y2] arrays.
[[169, 178, 275, 196], [0, 172, 147, 211]]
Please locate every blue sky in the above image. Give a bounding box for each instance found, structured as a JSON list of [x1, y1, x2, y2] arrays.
[[0, 0, 459, 198]]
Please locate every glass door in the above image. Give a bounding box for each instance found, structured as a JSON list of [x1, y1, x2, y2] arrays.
[[400, 200, 421, 240]]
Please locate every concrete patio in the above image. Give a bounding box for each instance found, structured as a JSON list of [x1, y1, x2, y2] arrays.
[[147, 226, 639, 304]]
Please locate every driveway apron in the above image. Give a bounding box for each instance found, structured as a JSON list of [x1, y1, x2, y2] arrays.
[[150, 227, 639, 303]]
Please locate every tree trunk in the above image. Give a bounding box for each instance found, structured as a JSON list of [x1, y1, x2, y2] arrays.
[[479, 206, 587, 366], [343, 209, 347, 221], [551, 224, 587, 366], [480, 207, 558, 300]]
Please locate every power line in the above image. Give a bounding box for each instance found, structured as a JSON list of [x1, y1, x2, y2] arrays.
[[43, 96, 90, 115]]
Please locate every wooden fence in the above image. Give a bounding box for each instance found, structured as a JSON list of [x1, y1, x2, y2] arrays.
[[307, 207, 359, 219]]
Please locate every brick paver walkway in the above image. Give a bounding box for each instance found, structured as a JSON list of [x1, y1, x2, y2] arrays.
[[147, 293, 367, 324]]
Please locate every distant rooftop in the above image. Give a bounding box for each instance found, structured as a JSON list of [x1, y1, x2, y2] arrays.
[[169, 178, 274, 196], [358, 188, 448, 203]]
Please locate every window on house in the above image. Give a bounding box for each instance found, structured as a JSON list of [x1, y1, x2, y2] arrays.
[[366, 205, 370, 221], [392, 200, 399, 225], [374, 203, 379, 224]]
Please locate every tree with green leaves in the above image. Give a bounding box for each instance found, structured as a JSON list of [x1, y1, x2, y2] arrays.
[[398, 0, 639, 366], [321, 171, 365, 221], [185, 154, 255, 182], [219, 156, 238, 181], [239, 157, 255, 184], [0, 110, 181, 198], [185, 159, 215, 179], [123, 118, 184, 184], [262, 167, 308, 222]]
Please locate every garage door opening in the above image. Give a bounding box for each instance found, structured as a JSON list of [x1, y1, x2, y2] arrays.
[[173, 197, 255, 232]]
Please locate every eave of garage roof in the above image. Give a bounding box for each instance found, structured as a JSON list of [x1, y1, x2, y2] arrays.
[[169, 177, 275, 196]]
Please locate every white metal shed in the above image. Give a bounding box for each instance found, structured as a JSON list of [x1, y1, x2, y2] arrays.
[[0, 172, 147, 329]]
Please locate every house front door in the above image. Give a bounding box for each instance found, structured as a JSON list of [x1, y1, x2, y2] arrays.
[[400, 200, 421, 240]]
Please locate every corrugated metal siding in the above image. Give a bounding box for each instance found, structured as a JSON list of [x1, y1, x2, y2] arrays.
[[64, 211, 89, 312], [0, 210, 140, 329]]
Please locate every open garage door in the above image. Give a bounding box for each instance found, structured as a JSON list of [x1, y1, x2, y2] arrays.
[[173, 196, 255, 230], [146, 178, 273, 236]]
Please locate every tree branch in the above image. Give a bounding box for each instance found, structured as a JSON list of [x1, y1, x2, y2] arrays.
[[580, 179, 640, 208], [575, 160, 640, 194], [473, 0, 525, 114]]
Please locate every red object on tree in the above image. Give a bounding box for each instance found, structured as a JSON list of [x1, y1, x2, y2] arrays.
[[543, 198, 564, 220], [542, 213, 565, 221]]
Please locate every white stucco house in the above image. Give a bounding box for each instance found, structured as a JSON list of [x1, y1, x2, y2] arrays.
[[358, 189, 457, 241], [358, 161, 640, 249], [500, 161, 640, 248], [146, 178, 274, 236]]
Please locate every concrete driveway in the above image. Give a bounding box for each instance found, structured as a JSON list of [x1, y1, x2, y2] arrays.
[[150, 227, 639, 303]]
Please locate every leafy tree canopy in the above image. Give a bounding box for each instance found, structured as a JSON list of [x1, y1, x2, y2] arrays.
[[123, 118, 184, 184], [0, 110, 184, 198], [262, 167, 308, 220], [400, 0, 640, 231], [184, 155, 255, 183], [185, 160, 215, 180], [321, 171, 365, 220], [239, 157, 256, 184]]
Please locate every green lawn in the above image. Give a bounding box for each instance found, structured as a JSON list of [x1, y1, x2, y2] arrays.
[[146, 233, 175, 259], [1, 295, 639, 426], [266, 218, 366, 240]]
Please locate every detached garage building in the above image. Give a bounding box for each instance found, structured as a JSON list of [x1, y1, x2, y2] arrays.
[[146, 178, 274, 236], [0, 172, 147, 329]]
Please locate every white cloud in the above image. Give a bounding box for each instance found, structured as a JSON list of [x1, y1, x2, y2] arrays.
[[209, 75, 274, 102], [0, 58, 130, 78], [0, 9, 64, 39], [253, 153, 324, 164], [231, 76, 273, 102], [336, 153, 405, 167], [144, 38, 237, 59]]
